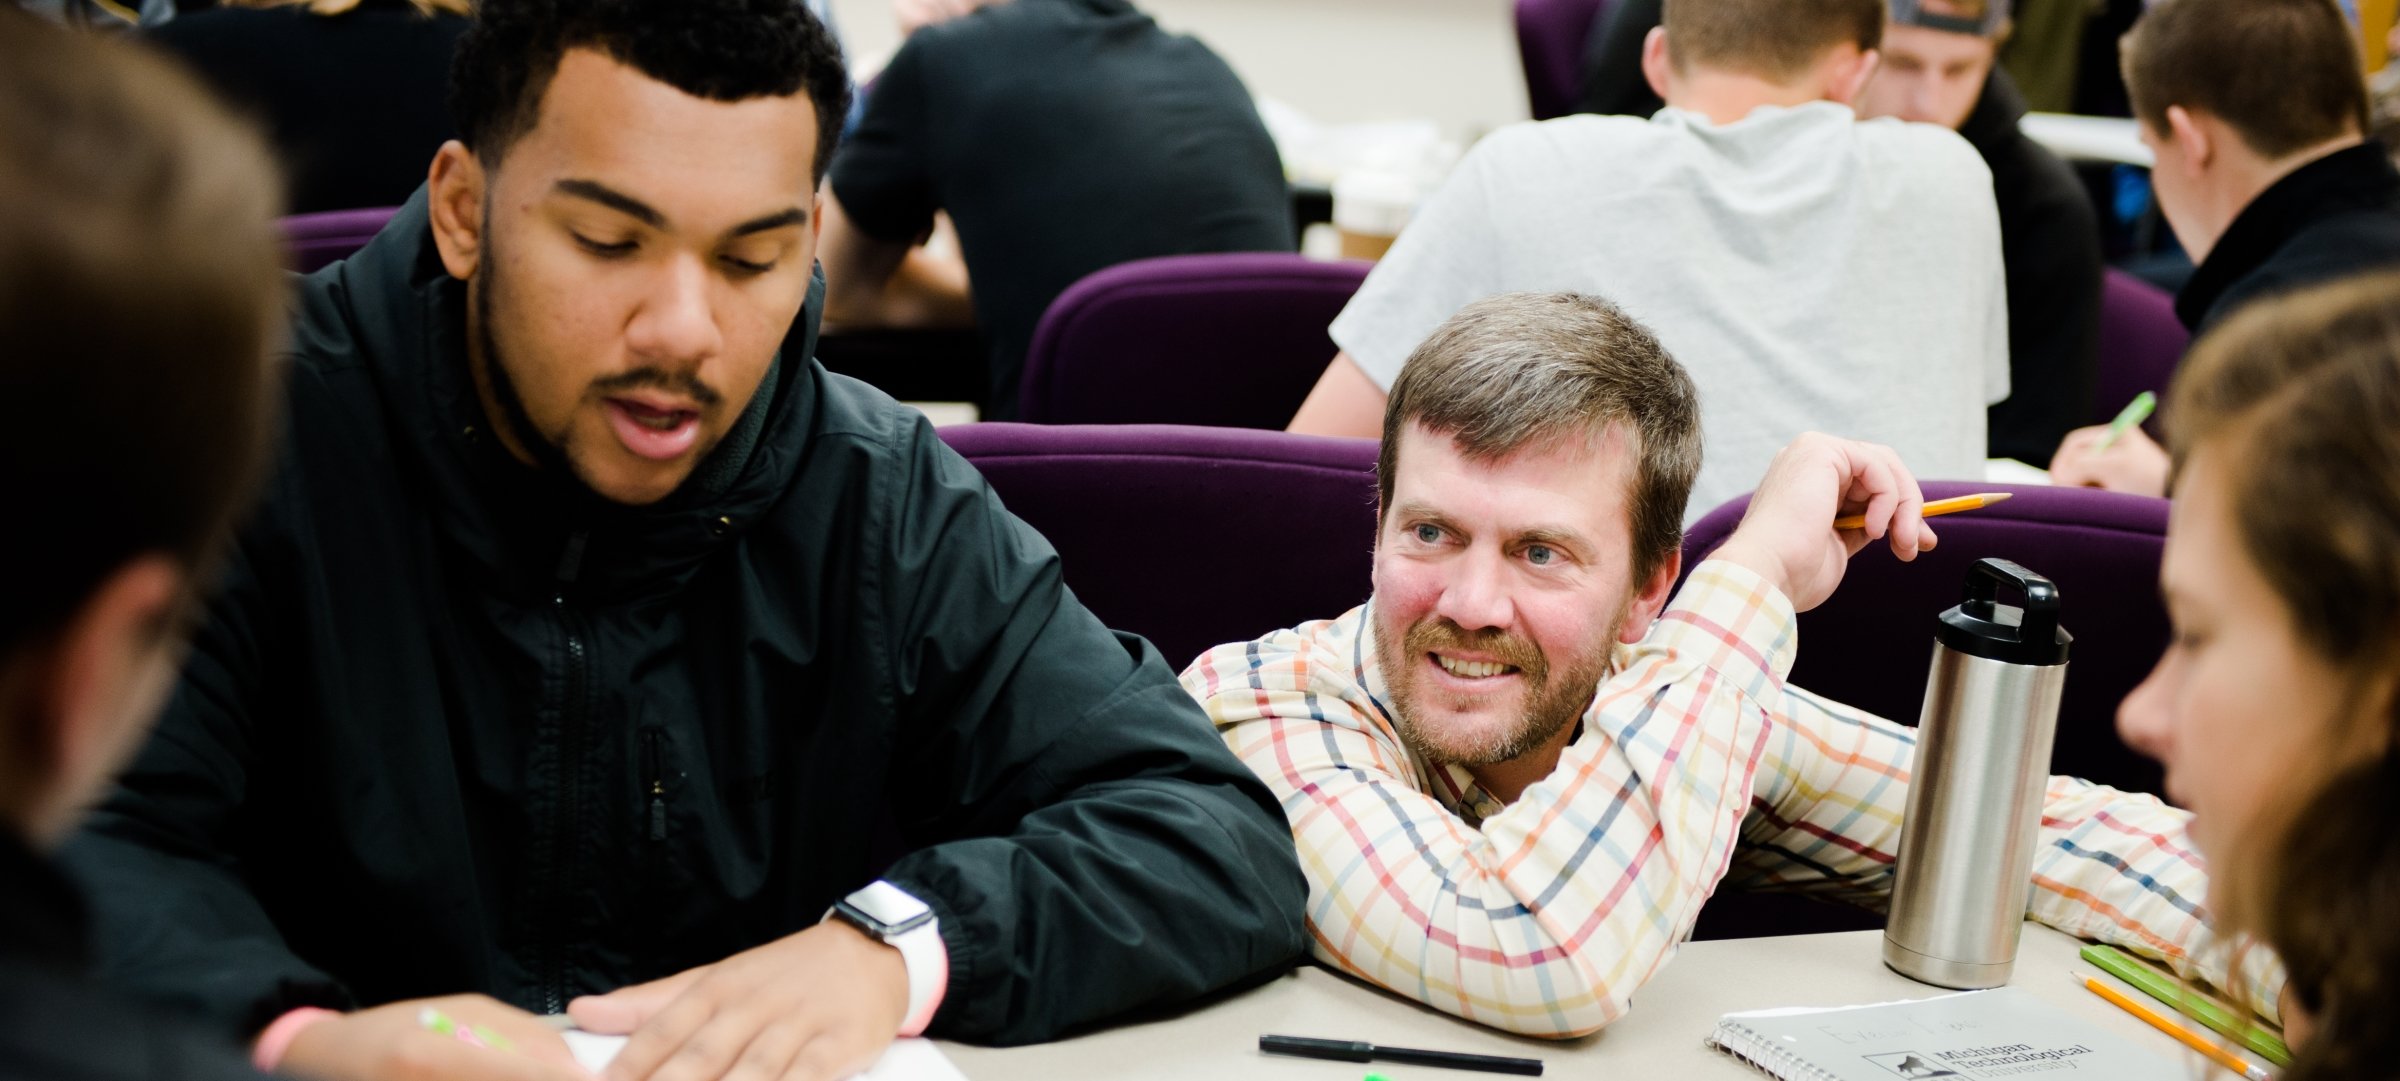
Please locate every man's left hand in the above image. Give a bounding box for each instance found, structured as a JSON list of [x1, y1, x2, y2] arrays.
[[568, 921, 909, 1081]]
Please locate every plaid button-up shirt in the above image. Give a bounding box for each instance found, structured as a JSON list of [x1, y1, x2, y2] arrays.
[[1182, 559, 2281, 1037]]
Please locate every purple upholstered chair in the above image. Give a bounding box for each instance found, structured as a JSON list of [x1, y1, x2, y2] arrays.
[[1516, 0, 1612, 121], [2093, 268, 2190, 426], [1018, 253, 1372, 430], [282, 206, 401, 274], [1680, 481, 2171, 798], [938, 423, 1379, 669], [1675, 481, 2170, 940]]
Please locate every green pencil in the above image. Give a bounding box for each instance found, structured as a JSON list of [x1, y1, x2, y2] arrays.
[[2096, 391, 2157, 451], [2079, 944, 2290, 1066]]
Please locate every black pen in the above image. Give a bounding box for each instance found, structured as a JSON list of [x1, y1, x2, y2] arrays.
[[1260, 1034, 1545, 1076]]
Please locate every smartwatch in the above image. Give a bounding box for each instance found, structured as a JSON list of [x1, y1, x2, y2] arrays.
[[825, 880, 947, 1036]]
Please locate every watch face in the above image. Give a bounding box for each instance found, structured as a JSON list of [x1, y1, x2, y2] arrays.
[[838, 897, 936, 939]]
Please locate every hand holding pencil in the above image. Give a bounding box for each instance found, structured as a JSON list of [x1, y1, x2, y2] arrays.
[[1710, 433, 1937, 613], [2052, 392, 2171, 497]]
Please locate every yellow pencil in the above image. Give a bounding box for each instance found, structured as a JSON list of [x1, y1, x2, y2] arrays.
[[2074, 973, 2272, 1080], [1832, 491, 2012, 532]]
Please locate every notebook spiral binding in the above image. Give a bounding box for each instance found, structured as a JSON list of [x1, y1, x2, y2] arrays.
[[1708, 1020, 1845, 1081]]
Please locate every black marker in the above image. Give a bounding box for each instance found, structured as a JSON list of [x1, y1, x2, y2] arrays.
[[1259, 1034, 1544, 1075]]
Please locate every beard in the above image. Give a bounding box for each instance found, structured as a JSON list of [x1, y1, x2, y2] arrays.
[[1375, 603, 1627, 768]]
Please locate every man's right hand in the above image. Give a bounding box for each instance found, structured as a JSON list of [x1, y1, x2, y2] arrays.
[[1707, 433, 1935, 612], [277, 995, 591, 1081]]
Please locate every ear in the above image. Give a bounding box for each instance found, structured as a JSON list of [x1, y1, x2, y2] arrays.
[[1617, 547, 1684, 644], [15, 557, 186, 844], [2165, 105, 2214, 173], [1641, 26, 1675, 102], [811, 189, 825, 245], [427, 140, 487, 283], [1823, 47, 1880, 107]]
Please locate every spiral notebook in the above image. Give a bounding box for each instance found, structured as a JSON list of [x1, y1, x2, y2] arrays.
[[1705, 987, 2182, 1081]]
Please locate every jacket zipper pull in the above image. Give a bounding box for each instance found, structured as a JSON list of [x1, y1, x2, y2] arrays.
[[554, 530, 590, 587], [643, 729, 666, 842]]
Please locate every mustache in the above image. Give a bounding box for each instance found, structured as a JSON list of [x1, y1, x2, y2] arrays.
[[1403, 618, 1547, 679], [592, 367, 723, 408]]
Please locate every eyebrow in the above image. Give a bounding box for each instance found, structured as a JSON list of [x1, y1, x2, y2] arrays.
[[1512, 526, 1592, 553], [552, 178, 809, 238]]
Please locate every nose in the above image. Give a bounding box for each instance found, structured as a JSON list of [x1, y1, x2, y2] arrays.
[[2116, 654, 2175, 763], [1432, 547, 1515, 633], [625, 253, 723, 369]]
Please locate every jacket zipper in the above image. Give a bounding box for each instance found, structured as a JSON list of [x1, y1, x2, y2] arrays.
[[542, 531, 592, 1015], [643, 729, 666, 842]]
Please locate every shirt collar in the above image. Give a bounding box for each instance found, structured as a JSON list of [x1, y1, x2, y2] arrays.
[[1954, 69, 2027, 158], [2177, 142, 2400, 330]]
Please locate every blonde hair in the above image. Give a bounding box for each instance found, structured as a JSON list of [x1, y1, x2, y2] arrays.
[[228, 0, 472, 16]]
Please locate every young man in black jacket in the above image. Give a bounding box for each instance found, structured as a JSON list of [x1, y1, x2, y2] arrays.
[[61, 2, 1308, 1079], [2049, 0, 2400, 496], [0, 15, 284, 1081]]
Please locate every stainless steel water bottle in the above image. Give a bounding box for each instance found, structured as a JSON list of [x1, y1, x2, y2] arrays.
[[1883, 558, 2072, 989]]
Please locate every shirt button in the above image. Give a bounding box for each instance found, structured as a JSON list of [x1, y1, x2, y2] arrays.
[[709, 516, 733, 537]]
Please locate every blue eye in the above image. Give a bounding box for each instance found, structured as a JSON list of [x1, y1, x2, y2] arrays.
[[1526, 545, 1554, 566], [1413, 524, 1441, 544]]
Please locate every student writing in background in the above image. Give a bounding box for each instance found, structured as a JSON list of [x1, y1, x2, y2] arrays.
[[2053, 0, 2400, 496]]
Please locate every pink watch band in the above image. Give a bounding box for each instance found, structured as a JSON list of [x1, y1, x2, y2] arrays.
[[252, 1006, 340, 1072]]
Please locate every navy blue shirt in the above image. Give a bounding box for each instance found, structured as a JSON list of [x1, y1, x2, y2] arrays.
[[830, 0, 1293, 417]]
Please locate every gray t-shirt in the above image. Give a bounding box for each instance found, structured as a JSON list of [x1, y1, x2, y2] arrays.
[[1332, 102, 2009, 521]]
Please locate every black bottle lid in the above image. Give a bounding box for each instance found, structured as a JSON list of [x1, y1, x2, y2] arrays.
[[1936, 558, 2072, 666]]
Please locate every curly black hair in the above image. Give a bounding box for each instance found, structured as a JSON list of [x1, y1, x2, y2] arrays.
[[449, 0, 850, 181]]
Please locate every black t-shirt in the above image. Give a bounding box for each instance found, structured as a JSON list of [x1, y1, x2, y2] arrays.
[[829, 0, 1295, 417], [145, 0, 467, 214]]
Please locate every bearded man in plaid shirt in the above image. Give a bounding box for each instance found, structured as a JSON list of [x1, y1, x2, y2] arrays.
[[1184, 292, 2285, 1038]]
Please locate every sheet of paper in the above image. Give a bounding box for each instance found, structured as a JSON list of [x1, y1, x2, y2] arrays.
[[562, 1032, 967, 1081]]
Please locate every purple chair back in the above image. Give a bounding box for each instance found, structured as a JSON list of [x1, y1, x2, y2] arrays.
[[2093, 268, 2189, 425], [1680, 482, 2170, 798], [282, 206, 402, 274], [1019, 253, 1371, 429], [939, 423, 1380, 669], [1516, 0, 1611, 120]]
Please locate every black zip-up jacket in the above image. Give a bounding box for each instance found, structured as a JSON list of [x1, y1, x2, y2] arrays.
[[1957, 70, 2101, 466], [2177, 142, 2400, 334], [61, 192, 1307, 1045]]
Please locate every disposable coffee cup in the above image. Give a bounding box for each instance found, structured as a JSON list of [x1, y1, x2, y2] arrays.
[[1332, 170, 1419, 261]]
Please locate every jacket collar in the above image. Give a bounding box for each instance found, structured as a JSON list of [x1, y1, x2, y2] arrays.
[[311, 188, 827, 604], [0, 828, 88, 974], [1955, 68, 2028, 160], [2177, 143, 2400, 330]]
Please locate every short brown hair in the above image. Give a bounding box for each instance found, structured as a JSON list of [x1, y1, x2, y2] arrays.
[[1379, 293, 1703, 586], [0, 12, 286, 655], [1662, 0, 1885, 82], [2122, 0, 2369, 160], [2164, 272, 2400, 1081]]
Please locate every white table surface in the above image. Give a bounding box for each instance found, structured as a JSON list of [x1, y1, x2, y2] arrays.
[[936, 925, 2260, 1080], [2019, 113, 2155, 168]]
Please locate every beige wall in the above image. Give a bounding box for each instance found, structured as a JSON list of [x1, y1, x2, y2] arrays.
[[826, 0, 1529, 140]]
